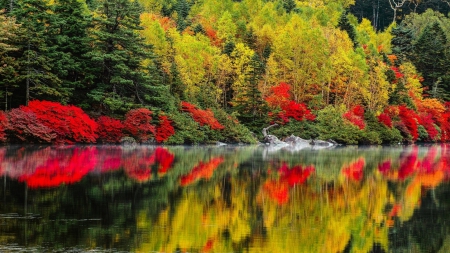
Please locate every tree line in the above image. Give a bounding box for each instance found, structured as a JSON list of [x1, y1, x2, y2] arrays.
[[2, 0, 450, 144]]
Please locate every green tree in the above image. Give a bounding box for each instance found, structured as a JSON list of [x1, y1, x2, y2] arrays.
[[338, 11, 358, 48], [391, 24, 414, 63], [0, 10, 20, 110], [49, 0, 95, 106], [87, 0, 167, 113], [11, 0, 64, 105], [412, 22, 449, 99], [233, 53, 268, 132]]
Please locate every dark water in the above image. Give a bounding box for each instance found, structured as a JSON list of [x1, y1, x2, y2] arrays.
[[1, 144, 450, 252]]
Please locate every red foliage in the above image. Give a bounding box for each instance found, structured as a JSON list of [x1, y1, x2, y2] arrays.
[[377, 112, 392, 128], [438, 103, 450, 142], [398, 105, 419, 140], [155, 115, 175, 143], [123, 108, 156, 142], [265, 83, 315, 124], [18, 147, 97, 188], [7, 108, 56, 143], [265, 82, 291, 109], [0, 111, 9, 142], [96, 116, 124, 143], [390, 66, 404, 80], [342, 158, 365, 181], [24, 100, 98, 144], [343, 105, 365, 130], [181, 102, 225, 130], [180, 157, 224, 186], [418, 113, 439, 141], [282, 101, 316, 122]]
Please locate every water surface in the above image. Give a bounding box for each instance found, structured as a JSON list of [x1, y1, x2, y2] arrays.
[[1, 144, 450, 252]]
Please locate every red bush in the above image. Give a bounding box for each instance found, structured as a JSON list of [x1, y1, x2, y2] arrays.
[[96, 116, 124, 143], [378, 112, 392, 128], [343, 105, 365, 130], [181, 102, 225, 130], [0, 111, 9, 142], [282, 101, 316, 122], [398, 105, 419, 140], [7, 108, 56, 143], [25, 100, 98, 143], [265, 82, 291, 109], [155, 115, 175, 143], [418, 113, 439, 141], [123, 108, 156, 142]]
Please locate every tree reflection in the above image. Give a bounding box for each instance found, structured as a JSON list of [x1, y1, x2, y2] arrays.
[[0, 145, 450, 252]]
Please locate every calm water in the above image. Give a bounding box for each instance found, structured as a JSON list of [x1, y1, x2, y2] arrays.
[[1, 144, 450, 252]]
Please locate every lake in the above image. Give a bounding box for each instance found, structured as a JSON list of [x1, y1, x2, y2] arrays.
[[1, 144, 450, 252]]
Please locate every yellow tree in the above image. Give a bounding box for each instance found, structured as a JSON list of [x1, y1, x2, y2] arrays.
[[272, 16, 332, 103], [171, 31, 221, 102]]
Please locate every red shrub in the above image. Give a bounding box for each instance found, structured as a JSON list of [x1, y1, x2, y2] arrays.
[[25, 100, 98, 143], [155, 115, 175, 143], [123, 108, 156, 142], [343, 106, 365, 130], [418, 113, 439, 141], [265, 82, 291, 109], [390, 66, 404, 80], [398, 105, 419, 140], [378, 112, 392, 128], [181, 102, 224, 130], [282, 101, 316, 122], [7, 108, 56, 143], [96, 116, 124, 143], [0, 111, 9, 142]]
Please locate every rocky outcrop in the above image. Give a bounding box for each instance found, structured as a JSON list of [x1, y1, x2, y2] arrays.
[[261, 125, 338, 151]]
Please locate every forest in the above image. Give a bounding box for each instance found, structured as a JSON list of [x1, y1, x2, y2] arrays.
[[2, 0, 450, 144]]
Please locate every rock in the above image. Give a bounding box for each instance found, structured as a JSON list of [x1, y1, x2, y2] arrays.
[[120, 136, 137, 146]]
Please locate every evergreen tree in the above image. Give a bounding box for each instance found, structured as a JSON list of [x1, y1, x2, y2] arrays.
[[391, 24, 414, 63], [49, 0, 95, 106], [338, 11, 358, 48], [11, 0, 64, 106], [412, 22, 449, 99], [87, 0, 167, 113], [282, 0, 296, 14], [0, 11, 20, 110], [233, 53, 268, 132]]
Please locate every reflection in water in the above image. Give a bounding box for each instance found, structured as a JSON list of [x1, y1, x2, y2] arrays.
[[0, 144, 450, 252]]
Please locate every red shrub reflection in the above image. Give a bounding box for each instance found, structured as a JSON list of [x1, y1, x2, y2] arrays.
[[180, 157, 224, 186], [123, 147, 175, 182], [18, 147, 98, 188], [262, 163, 315, 205], [342, 158, 365, 181]]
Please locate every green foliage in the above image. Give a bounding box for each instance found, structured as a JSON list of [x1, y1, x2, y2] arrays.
[[412, 22, 449, 99], [270, 120, 319, 141], [165, 111, 206, 144], [316, 105, 363, 144]]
